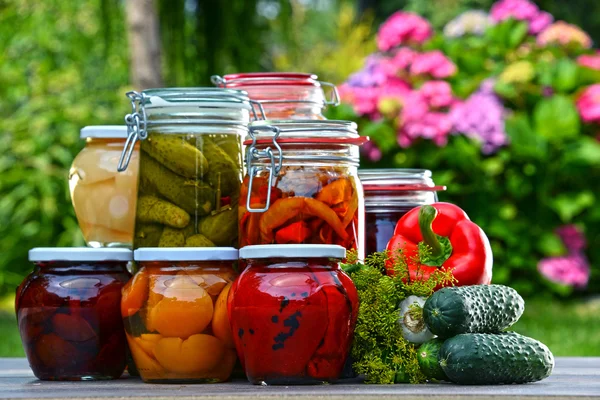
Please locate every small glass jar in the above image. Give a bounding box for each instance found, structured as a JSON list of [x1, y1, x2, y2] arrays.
[[240, 120, 368, 260], [69, 126, 140, 247], [123, 247, 238, 383], [359, 169, 445, 255], [16, 248, 132, 381], [212, 73, 339, 120], [118, 89, 254, 250], [230, 245, 358, 385]]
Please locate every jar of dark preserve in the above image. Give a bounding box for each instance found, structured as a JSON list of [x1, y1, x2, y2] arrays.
[[359, 169, 445, 255], [16, 248, 132, 381], [211, 72, 339, 120], [230, 244, 358, 385]]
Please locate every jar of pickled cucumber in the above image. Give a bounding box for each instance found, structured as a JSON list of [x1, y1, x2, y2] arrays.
[[69, 126, 139, 247], [123, 247, 238, 383], [16, 248, 132, 381], [211, 73, 339, 120], [358, 169, 445, 255], [118, 89, 255, 250], [240, 120, 368, 260], [230, 244, 358, 385]]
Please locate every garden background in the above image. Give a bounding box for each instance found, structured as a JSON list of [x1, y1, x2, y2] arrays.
[[1, 0, 599, 357]]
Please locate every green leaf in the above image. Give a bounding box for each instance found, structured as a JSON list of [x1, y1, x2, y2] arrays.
[[505, 113, 548, 159], [549, 191, 595, 222], [533, 95, 580, 142], [537, 233, 567, 257], [361, 121, 397, 153], [561, 137, 600, 166], [508, 21, 528, 48], [552, 59, 579, 92]]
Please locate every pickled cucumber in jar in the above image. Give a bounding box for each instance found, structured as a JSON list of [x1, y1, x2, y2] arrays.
[[134, 132, 242, 249]]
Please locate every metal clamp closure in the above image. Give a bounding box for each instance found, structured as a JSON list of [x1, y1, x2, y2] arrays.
[[319, 81, 340, 106], [245, 125, 283, 213], [118, 91, 147, 172]]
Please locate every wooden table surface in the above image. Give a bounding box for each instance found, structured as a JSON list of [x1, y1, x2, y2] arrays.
[[0, 357, 598, 399]]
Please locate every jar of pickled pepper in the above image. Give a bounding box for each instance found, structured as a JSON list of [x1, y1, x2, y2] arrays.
[[16, 248, 132, 380], [211, 73, 339, 120], [122, 248, 238, 383], [230, 244, 358, 385], [118, 89, 257, 250], [69, 125, 139, 247], [240, 120, 368, 260], [358, 169, 445, 255]]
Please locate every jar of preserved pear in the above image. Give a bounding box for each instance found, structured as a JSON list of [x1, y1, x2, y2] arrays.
[[358, 169, 445, 255], [118, 89, 257, 249], [69, 126, 139, 248], [240, 120, 368, 260], [211, 73, 339, 120]]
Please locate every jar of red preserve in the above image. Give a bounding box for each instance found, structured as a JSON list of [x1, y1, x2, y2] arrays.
[[240, 120, 368, 260], [211, 72, 339, 120], [123, 247, 238, 383], [229, 244, 358, 385], [16, 248, 132, 380], [358, 169, 445, 255]]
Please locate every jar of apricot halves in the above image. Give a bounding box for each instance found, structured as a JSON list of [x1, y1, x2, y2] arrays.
[[122, 247, 238, 383]]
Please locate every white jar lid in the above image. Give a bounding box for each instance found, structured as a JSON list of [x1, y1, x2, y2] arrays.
[[134, 247, 239, 261], [29, 248, 133, 262], [80, 125, 129, 139], [239, 244, 346, 260]]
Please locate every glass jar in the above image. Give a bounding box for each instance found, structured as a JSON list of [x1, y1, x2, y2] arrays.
[[123, 247, 238, 383], [211, 73, 339, 120], [118, 89, 254, 250], [69, 126, 140, 247], [359, 169, 445, 255], [239, 120, 368, 260], [16, 248, 132, 381], [230, 245, 358, 385]]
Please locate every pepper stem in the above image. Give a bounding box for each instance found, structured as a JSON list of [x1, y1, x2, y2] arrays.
[[418, 205, 453, 267]]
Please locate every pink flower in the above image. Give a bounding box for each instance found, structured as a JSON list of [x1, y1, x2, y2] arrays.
[[377, 11, 433, 51], [410, 51, 457, 78], [361, 141, 383, 162], [379, 47, 417, 77], [490, 0, 553, 34], [556, 225, 587, 252], [419, 81, 455, 108], [576, 84, 600, 124], [338, 84, 381, 117], [578, 52, 600, 70], [399, 90, 453, 147], [538, 253, 590, 288], [537, 21, 593, 48]]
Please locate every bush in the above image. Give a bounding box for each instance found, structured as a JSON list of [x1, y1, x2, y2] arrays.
[[334, 0, 600, 297]]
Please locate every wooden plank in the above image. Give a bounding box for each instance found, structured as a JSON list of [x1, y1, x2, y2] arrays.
[[0, 358, 598, 399]]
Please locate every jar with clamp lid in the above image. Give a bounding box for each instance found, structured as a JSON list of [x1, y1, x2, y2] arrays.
[[359, 169, 445, 255], [69, 125, 139, 248], [211, 73, 339, 120], [240, 120, 368, 260], [118, 88, 261, 249]]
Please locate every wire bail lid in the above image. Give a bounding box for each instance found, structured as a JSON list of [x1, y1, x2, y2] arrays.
[[244, 120, 368, 213], [117, 88, 263, 172], [211, 72, 340, 107]]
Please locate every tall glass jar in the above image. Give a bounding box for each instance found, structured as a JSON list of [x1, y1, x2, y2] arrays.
[[230, 244, 358, 385], [358, 169, 445, 255], [211, 73, 339, 120], [123, 248, 238, 383], [239, 120, 368, 260], [16, 248, 131, 381], [118, 89, 254, 249], [69, 126, 139, 247]]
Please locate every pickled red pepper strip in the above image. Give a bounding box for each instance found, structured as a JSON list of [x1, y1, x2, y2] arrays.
[[275, 221, 312, 244], [316, 178, 352, 205], [259, 197, 348, 243]]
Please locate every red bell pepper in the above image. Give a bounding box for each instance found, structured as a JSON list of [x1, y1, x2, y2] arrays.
[[385, 202, 492, 286]]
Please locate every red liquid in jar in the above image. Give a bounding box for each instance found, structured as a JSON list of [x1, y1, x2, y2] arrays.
[[16, 262, 130, 380], [229, 258, 358, 384], [365, 208, 414, 254]]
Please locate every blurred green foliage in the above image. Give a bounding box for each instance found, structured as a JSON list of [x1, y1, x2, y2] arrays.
[[0, 0, 131, 294]]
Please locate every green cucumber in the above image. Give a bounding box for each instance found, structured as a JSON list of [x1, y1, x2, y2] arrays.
[[417, 339, 447, 381], [423, 284, 524, 338], [439, 332, 554, 385]]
